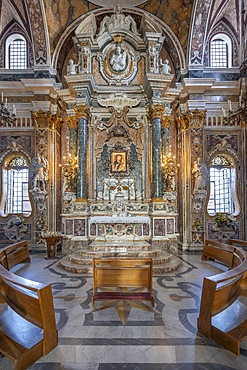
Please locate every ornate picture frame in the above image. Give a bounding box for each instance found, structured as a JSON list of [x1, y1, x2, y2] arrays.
[[111, 151, 127, 173]]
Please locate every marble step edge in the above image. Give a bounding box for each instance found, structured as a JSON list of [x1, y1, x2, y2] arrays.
[[69, 250, 172, 265], [58, 255, 182, 275], [75, 249, 162, 258]]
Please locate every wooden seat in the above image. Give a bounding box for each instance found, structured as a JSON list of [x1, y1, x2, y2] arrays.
[[92, 258, 154, 306], [198, 239, 247, 355], [0, 241, 58, 369]]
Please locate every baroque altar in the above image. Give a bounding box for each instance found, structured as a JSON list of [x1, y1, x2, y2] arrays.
[[59, 6, 179, 255]]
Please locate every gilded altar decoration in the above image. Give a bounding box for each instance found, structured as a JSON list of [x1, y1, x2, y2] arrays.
[[60, 153, 78, 193]]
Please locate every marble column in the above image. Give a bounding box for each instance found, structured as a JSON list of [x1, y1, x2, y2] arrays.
[[161, 116, 172, 155], [150, 104, 165, 200], [75, 105, 89, 200], [66, 116, 78, 158]]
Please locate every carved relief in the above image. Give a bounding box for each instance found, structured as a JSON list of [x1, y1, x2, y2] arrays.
[[99, 40, 138, 85]]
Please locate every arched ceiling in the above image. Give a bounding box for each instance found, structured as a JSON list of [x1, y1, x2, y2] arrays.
[[1, 1, 245, 72]]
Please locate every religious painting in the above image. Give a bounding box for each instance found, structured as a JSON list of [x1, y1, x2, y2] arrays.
[[111, 151, 127, 173]]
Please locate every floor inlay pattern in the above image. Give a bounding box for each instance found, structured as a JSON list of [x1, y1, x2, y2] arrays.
[[0, 253, 247, 370]]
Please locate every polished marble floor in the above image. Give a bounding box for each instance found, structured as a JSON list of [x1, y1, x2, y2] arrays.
[[0, 252, 247, 370]]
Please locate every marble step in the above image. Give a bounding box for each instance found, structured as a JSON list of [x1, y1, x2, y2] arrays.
[[89, 241, 151, 251], [71, 249, 163, 261], [58, 253, 182, 276]]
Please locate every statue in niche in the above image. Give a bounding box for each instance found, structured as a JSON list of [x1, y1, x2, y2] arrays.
[[30, 154, 49, 193], [160, 59, 171, 74], [78, 46, 90, 73], [192, 157, 208, 193], [67, 59, 78, 75], [110, 44, 127, 72], [148, 44, 159, 73]]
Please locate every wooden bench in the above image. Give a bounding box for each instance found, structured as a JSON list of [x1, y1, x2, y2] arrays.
[[0, 242, 58, 369], [92, 258, 154, 306], [198, 239, 247, 355], [228, 238, 247, 250], [0, 241, 30, 271]]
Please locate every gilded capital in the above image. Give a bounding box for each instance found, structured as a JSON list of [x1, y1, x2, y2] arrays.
[[161, 115, 173, 127], [149, 104, 165, 121], [190, 109, 206, 128], [66, 115, 78, 129], [48, 114, 63, 131], [74, 104, 90, 120], [176, 111, 192, 131], [32, 109, 52, 128]]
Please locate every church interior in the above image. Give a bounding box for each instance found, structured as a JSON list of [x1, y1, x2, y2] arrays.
[[1, 0, 247, 369]]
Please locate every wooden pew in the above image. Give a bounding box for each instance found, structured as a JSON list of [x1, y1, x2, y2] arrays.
[[92, 258, 154, 306], [198, 240, 247, 355], [0, 243, 58, 369], [0, 241, 30, 271], [228, 238, 247, 250]]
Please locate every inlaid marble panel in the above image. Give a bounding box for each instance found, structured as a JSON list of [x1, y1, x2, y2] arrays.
[[74, 219, 86, 236], [154, 219, 166, 237], [65, 219, 73, 235], [167, 218, 175, 234]]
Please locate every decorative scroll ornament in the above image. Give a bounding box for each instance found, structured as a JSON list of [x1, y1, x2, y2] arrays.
[[99, 40, 138, 85], [97, 93, 140, 111]]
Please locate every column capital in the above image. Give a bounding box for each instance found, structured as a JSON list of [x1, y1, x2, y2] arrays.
[[149, 104, 165, 121], [74, 104, 90, 120], [66, 115, 78, 129], [161, 115, 173, 128]]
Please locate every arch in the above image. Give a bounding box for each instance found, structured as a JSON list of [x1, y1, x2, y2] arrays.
[[206, 152, 241, 217], [51, 7, 186, 79], [5, 33, 27, 69], [209, 33, 232, 68]]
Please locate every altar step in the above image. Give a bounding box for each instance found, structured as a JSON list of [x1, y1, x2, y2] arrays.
[[58, 249, 182, 276]]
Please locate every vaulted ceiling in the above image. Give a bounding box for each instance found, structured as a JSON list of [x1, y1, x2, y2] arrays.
[[0, 0, 245, 75]]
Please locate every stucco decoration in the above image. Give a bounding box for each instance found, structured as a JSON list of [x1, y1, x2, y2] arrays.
[[97, 93, 140, 111], [99, 40, 138, 84]]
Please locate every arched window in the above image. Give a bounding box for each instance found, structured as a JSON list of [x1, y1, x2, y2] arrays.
[[210, 33, 232, 68], [0, 155, 31, 216], [207, 154, 239, 216], [5, 34, 27, 69]]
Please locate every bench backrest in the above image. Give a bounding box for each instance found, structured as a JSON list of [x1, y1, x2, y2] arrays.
[[202, 240, 236, 268], [0, 264, 57, 354], [0, 241, 30, 270], [199, 245, 247, 337], [93, 258, 153, 291]]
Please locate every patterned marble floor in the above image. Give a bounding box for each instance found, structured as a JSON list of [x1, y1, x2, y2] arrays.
[[0, 252, 247, 370]]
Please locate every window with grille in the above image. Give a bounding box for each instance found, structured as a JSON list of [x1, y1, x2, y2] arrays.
[[210, 34, 232, 68], [5, 34, 27, 69], [207, 154, 239, 216], [1, 155, 31, 216]]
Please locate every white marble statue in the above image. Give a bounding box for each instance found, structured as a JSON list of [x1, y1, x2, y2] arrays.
[[67, 59, 78, 75], [110, 45, 127, 72], [160, 59, 171, 74]]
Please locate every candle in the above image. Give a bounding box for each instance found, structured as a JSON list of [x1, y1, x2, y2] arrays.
[[1, 92, 3, 103], [222, 108, 226, 117], [13, 105, 16, 115], [228, 100, 232, 111], [5, 97, 7, 108]]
